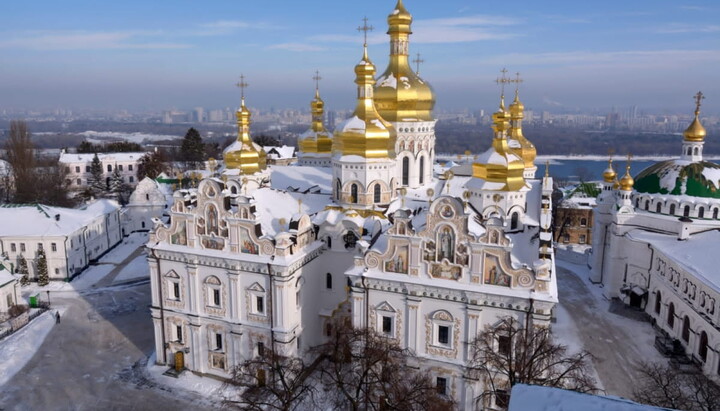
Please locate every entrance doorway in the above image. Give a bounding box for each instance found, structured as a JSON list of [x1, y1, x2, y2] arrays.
[[174, 351, 185, 372]]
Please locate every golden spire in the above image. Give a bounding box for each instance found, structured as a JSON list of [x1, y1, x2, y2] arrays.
[[683, 91, 707, 142], [223, 75, 267, 173], [374, 0, 435, 122], [602, 157, 617, 183], [619, 154, 634, 191], [472, 71, 526, 191], [333, 18, 396, 159], [545, 160, 550, 178], [299, 71, 333, 155], [508, 72, 537, 169]]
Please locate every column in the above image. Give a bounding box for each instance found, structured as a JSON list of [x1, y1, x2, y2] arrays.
[[406, 296, 420, 352]]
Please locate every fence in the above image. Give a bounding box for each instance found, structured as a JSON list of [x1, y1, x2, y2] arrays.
[[0, 307, 49, 341]]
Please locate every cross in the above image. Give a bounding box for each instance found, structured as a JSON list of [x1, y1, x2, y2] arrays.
[[236, 74, 249, 102], [412, 53, 424, 74], [357, 17, 373, 46], [694, 91, 705, 113], [495, 67, 511, 96], [626, 153, 633, 172], [313, 70, 322, 92], [510, 72, 523, 93]]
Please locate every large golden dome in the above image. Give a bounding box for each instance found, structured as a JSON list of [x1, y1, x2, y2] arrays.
[[373, 0, 435, 122], [619, 164, 634, 191], [224, 97, 267, 174], [602, 158, 617, 183], [508, 90, 536, 169]]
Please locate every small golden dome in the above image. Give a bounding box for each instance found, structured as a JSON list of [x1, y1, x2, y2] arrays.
[[619, 164, 634, 191], [492, 97, 510, 133], [602, 158, 617, 183], [509, 95, 525, 119], [388, 0, 412, 29], [508, 90, 536, 168], [684, 91, 707, 142], [224, 97, 267, 174]]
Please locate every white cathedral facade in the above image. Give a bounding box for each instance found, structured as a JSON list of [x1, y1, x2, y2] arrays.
[[147, 1, 557, 408], [590, 92, 720, 379]]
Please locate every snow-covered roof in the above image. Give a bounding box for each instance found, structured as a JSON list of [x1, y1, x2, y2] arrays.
[[271, 165, 332, 193], [251, 188, 329, 236], [0, 199, 120, 237], [509, 384, 670, 411], [263, 145, 295, 159], [627, 228, 720, 293], [58, 151, 147, 163], [0, 264, 16, 288]]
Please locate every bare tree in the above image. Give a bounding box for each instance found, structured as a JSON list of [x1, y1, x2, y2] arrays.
[[222, 348, 316, 411], [314, 318, 454, 411], [468, 316, 598, 409], [632, 361, 720, 411], [4, 120, 36, 203]]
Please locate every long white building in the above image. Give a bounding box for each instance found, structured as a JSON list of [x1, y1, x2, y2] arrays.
[[0, 200, 122, 280], [59, 150, 147, 190]]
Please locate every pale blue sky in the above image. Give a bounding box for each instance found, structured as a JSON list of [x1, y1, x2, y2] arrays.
[[0, 0, 718, 113]]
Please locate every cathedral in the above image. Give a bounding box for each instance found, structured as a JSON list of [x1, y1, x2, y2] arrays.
[[147, 1, 556, 408], [591, 92, 720, 378]]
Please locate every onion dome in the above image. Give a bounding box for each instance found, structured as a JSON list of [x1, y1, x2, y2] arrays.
[[224, 96, 267, 174], [508, 90, 536, 168], [298, 86, 333, 154], [333, 45, 396, 158], [619, 163, 634, 191], [684, 92, 707, 142], [602, 158, 617, 183], [373, 0, 435, 122], [471, 96, 526, 191]]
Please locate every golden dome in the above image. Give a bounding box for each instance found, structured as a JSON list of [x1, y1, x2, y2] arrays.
[[619, 164, 634, 191], [472, 95, 526, 191], [602, 158, 617, 183], [684, 91, 707, 142], [373, 0, 436, 122], [508, 90, 536, 168], [333, 46, 396, 158], [299, 85, 332, 154], [224, 97, 267, 174]]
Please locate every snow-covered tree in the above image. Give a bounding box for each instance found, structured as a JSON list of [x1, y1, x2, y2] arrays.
[[36, 249, 49, 286], [109, 165, 129, 204], [88, 153, 106, 195], [17, 255, 29, 286]]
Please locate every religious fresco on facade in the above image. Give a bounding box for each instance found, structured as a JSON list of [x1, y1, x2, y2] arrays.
[[440, 205, 454, 219], [239, 227, 259, 254], [437, 226, 455, 262], [484, 256, 511, 287], [385, 245, 408, 274], [430, 262, 462, 280], [202, 236, 225, 250], [423, 240, 436, 262], [207, 205, 219, 236], [170, 221, 187, 245]]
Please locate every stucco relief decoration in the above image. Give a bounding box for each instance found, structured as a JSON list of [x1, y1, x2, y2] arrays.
[[483, 255, 511, 287], [424, 310, 460, 359], [163, 271, 184, 309], [245, 283, 270, 324], [203, 276, 226, 317], [239, 227, 259, 255]]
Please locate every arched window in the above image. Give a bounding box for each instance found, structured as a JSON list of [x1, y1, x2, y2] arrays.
[[374, 184, 381, 203], [684, 205, 690, 217], [670, 204, 676, 215], [419, 157, 425, 185], [714, 208, 719, 219], [699, 207, 705, 218], [336, 180, 342, 200], [231, 186, 237, 194], [645, 200, 650, 210], [682, 316, 690, 342], [694, 147, 699, 155], [656, 203, 662, 213], [325, 323, 332, 337], [351, 184, 358, 203], [510, 212, 519, 230], [687, 147, 692, 156], [580, 218, 587, 227], [326, 273, 332, 289], [699, 331, 709, 362], [402, 157, 409, 186], [655, 291, 662, 314], [667, 302, 675, 328]]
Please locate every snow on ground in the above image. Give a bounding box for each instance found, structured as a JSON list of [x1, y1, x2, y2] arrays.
[[145, 353, 226, 398], [508, 384, 668, 411], [113, 254, 149, 283], [100, 233, 148, 264], [0, 309, 65, 386]]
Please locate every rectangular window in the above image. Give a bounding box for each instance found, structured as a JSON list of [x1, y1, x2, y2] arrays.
[[128, 164, 133, 171], [20, 243, 25, 252], [498, 335, 511, 356], [129, 176, 134, 183], [382, 316, 392, 334], [107, 164, 112, 172], [579, 235, 586, 244], [495, 390, 509, 408], [75, 166, 80, 173], [213, 289, 221, 306], [215, 333, 223, 351], [173, 282, 180, 300], [38, 243, 43, 251], [258, 342, 265, 356], [436, 377, 447, 395], [296, 291, 300, 307], [176, 325, 183, 343], [85, 166, 90, 172], [10, 243, 15, 252], [51, 243, 57, 252], [118, 164, 123, 171], [438, 325, 450, 345], [256, 296, 264, 313], [77, 178, 82, 185], [54, 268, 59, 274]]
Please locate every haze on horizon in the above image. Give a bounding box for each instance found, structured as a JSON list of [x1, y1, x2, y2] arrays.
[[0, 0, 718, 114]]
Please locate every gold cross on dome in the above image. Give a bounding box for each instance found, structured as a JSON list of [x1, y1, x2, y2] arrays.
[[357, 17, 373, 45], [413, 52, 424, 74], [510, 72, 523, 93], [495, 67, 511, 96], [694, 91, 705, 113], [236, 74, 249, 101], [313, 70, 322, 91]]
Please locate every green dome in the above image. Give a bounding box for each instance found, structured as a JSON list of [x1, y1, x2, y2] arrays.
[[634, 159, 720, 199]]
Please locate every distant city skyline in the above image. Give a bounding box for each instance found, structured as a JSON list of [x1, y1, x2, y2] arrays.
[[1, 0, 719, 113]]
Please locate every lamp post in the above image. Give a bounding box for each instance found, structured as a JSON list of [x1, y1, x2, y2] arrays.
[[46, 290, 50, 308]]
